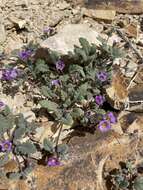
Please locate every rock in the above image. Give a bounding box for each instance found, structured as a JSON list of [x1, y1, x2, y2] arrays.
[[57, 1, 70, 10], [1, 116, 143, 190], [30, 130, 142, 190], [4, 37, 23, 54], [49, 12, 63, 27], [124, 23, 139, 38], [14, 0, 29, 7], [8, 16, 27, 29], [0, 16, 6, 44], [83, 9, 116, 22], [41, 24, 103, 54], [75, 0, 143, 14]]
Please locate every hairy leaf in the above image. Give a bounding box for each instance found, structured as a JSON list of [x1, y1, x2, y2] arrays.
[[57, 144, 68, 155], [39, 100, 58, 112], [71, 108, 84, 119], [69, 64, 85, 78], [79, 37, 90, 55], [134, 177, 143, 190], [43, 138, 54, 153], [8, 172, 21, 179], [61, 113, 74, 126], [13, 127, 26, 142], [35, 59, 49, 73], [16, 142, 37, 155]]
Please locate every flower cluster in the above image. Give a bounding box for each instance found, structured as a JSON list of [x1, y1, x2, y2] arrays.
[[19, 50, 32, 61], [98, 112, 117, 132], [97, 71, 108, 82], [1, 68, 19, 81], [95, 95, 105, 106], [0, 101, 5, 110], [51, 79, 60, 86], [47, 157, 61, 167], [0, 140, 12, 152], [43, 27, 53, 34], [55, 60, 65, 72]]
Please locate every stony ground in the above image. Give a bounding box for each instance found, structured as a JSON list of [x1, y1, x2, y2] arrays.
[[1, 1, 143, 190]]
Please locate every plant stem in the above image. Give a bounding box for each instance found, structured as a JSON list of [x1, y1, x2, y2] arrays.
[[55, 124, 63, 158]]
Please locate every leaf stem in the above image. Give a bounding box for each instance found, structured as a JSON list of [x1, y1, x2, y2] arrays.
[[55, 124, 63, 158]]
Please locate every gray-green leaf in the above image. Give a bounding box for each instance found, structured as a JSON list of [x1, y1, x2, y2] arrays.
[[39, 100, 58, 112], [43, 138, 54, 153], [16, 142, 37, 155], [134, 177, 143, 190]]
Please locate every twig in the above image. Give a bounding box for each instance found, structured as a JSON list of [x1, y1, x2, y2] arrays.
[[116, 28, 143, 62], [115, 28, 143, 89]]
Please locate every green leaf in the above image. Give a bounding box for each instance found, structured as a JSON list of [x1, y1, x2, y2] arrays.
[[59, 74, 69, 83], [57, 144, 68, 157], [60, 90, 68, 101], [79, 37, 90, 55], [49, 50, 60, 63], [69, 64, 85, 78], [74, 46, 87, 62], [43, 138, 54, 153], [41, 86, 54, 98], [1, 105, 11, 116], [134, 177, 143, 190], [8, 172, 21, 180], [78, 82, 88, 96], [13, 127, 26, 142], [119, 180, 129, 189], [39, 100, 58, 112], [71, 108, 84, 119], [16, 114, 27, 128], [61, 113, 74, 126], [0, 115, 14, 134], [16, 142, 37, 155], [35, 59, 49, 73]]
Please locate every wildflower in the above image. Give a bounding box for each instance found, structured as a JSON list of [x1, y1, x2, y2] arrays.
[[47, 157, 61, 167], [98, 120, 111, 132], [19, 50, 32, 61], [2, 68, 19, 80], [97, 71, 108, 82], [104, 112, 117, 124], [56, 60, 65, 71], [51, 79, 60, 86], [43, 27, 53, 33], [1, 140, 12, 152], [95, 95, 105, 106], [0, 101, 5, 110]]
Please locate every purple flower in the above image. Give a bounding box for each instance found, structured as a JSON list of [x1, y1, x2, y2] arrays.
[[98, 120, 111, 132], [51, 79, 60, 86], [0, 101, 5, 110], [19, 50, 32, 61], [2, 68, 19, 81], [56, 60, 65, 72], [104, 112, 117, 124], [47, 157, 61, 167], [1, 140, 12, 152], [95, 95, 105, 105], [43, 27, 53, 33], [97, 71, 108, 82]]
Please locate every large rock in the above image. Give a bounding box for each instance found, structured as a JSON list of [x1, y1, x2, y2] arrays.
[[2, 111, 143, 190], [0, 16, 6, 44], [69, 0, 143, 14], [40, 24, 103, 54]]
